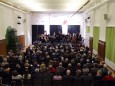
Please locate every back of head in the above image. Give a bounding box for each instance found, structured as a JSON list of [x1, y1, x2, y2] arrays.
[[66, 70, 71, 75], [68, 63, 72, 67], [12, 70, 18, 76], [103, 64, 107, 68], [83, 68, 89, 75], [76, 69, 82, 76], [97, 70, 102, 76], [108, 71, 112, 76], [59, 62, 62, 67]]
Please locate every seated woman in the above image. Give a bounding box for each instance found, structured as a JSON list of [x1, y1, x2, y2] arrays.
[[23, 69, 31, 79], [53, 71, 62, 80], [12, 70, 23, 80]]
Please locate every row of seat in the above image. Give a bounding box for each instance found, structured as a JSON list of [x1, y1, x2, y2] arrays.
[[1, 79, 114, 86]]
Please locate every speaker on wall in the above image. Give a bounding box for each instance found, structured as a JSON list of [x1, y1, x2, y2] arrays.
[[87, 17, 90, 19], [104, 14, 108, 20], [17, 16, 21, 19]]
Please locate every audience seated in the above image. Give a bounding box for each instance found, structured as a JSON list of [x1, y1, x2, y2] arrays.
[[0, 33, 114, 86]]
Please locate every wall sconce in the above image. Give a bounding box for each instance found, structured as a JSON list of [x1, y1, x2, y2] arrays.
[[17, 22, 21, 24], [17, 15, 21, 24], [17, 16, 21, 19]]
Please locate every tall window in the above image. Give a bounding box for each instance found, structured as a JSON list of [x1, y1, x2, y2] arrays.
[[50, 25, 62, 35], [68, 25, 80, 35], [32, 25, 44, 43]]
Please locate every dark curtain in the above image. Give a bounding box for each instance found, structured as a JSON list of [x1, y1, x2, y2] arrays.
[[68, 25, 80, 35], [32, 25, 44, 43], [50, 25, 62, 35]]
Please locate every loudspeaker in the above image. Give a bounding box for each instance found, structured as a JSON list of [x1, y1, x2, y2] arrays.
[[104, 14, 108, 20], [87, 17, 90, 19]]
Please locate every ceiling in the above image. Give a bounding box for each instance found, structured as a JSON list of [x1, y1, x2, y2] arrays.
[[0, 0, 90, 12]]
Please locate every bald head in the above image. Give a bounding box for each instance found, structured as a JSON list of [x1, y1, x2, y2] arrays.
[[66, 70, 71, 75]]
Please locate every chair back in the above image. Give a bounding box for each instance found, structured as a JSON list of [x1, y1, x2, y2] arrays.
[[11, 79, 22, 86], [23, 79, 32, 86], [82, 76, 92, 86], [74, 77, 83, 86], [53, 80, 62, 86], [63, 75, 73, 86], [33, 73, 44, 86], [43, 73, 53, 86]]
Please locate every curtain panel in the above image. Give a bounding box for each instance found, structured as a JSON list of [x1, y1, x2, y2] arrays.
[[106, 27, 115, 63], [93, 26, 100, 51]]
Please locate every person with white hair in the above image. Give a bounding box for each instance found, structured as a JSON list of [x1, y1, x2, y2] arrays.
[[63, 70, 74, 86]]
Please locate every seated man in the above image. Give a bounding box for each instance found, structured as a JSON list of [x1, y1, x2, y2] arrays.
[[63, 70, 74, 86]]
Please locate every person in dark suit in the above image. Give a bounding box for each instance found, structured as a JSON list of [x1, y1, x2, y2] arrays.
[[63, 70, 74, 86], [74, 69, 83, 86]]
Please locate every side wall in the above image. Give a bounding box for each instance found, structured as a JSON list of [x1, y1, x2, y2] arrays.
[[83, 0, 115, 70], [0, 3, 31, 56]]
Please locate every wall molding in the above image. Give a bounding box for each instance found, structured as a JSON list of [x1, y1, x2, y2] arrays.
[[0, 39, 7, 57], [0, 35, 25, 57], [84, 0, 109, 13], [93, 49, 97, 55], [105, 58, 115, 71]]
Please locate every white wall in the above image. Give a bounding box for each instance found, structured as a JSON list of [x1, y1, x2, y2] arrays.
[[24, 13, 32, 46], [99, 4, 107, 42], [94, 8, 100, 26], [105, 1, 115, 70], [31, 13, 83, 35], [107, 2, 115, 27], [0, 3, 31, 46]]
